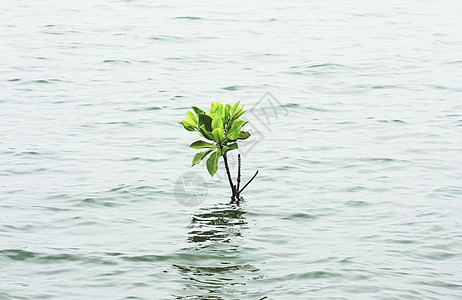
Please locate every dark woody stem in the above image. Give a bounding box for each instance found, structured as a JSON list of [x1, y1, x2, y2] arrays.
[[220, 145, 236, 200], [236, 154, 241, 197], [238, 170, 259, 194]]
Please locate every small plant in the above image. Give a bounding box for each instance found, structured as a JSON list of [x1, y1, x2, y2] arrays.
[[179, 101, 258, 204]]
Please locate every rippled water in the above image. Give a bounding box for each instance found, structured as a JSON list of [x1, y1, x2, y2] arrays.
[[1, 0, 461, 299]]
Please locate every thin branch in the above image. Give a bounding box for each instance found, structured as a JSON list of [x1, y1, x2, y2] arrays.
[[238, 170, 259, 194]]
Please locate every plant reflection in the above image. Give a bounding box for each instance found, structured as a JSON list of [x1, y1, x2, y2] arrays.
[[187, 203, 247, 248], [173, 203, 260, 299]]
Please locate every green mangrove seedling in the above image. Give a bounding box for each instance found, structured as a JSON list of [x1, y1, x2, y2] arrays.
[[179, 101, 258, 204]]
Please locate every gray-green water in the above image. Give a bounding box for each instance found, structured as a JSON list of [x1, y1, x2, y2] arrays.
[[1, 0, 461, 299]]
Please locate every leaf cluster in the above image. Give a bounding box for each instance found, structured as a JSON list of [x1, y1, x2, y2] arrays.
[[179, 101, 250, 176]]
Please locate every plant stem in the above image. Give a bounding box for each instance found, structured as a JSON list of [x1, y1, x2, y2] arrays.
[[221, 149, 236, 201], [236, 154, 241, 198], [238, 170, 259, 194]]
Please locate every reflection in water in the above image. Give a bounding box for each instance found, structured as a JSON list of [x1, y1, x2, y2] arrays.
[[188, 204, 247, 247], [173, 203, 261, 299]]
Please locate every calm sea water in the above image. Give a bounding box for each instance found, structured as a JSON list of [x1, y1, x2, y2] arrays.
[[1, 0, 461, 299]]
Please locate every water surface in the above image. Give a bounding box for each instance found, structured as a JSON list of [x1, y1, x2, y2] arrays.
[[1, 0, 461, 299]]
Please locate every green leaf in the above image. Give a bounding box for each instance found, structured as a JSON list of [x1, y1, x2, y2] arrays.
[[229, 105, 246, 124], [198, 114, 213, 132], [199, 125, 215, 141], [221, 142, 239, 155], [234, 109, 246, 119], [227, 142, 239, 150], [178, 121, 195, 131], [225, 104, 231, 119], [187, 111, 197, 124], [183, 118, 196, 128], [238, 131, 250, 140], [206, 151, 219, 176], [189, 140, 216, 149], [192, 149, 213, 166], [211, 116, 223, 130], [226, 119, 233, 132], [210, 102, 220, 114], [212, 128, 224, 142], [226, 120, 247, 140], [214, 103, 224, 120], [230, 101, 240, 117], [191, 106, 205, 116]]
